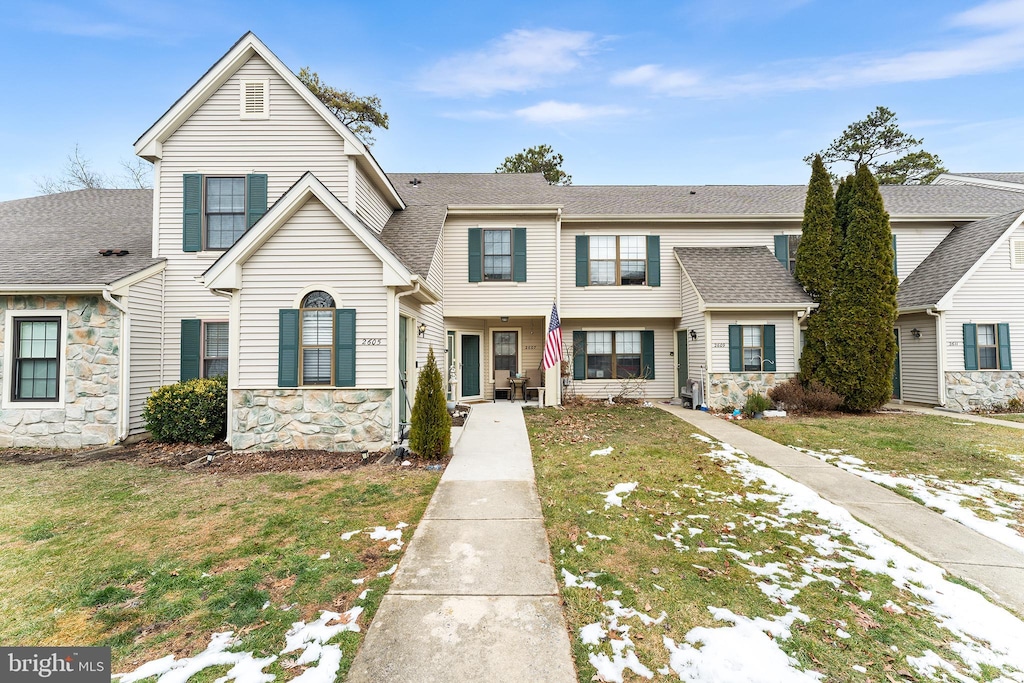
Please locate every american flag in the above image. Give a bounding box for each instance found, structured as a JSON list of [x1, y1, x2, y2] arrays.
[[542, 301, 563, 370]]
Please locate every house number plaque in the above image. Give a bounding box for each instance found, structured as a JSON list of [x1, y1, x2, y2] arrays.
[[361, 338, 384, 345]]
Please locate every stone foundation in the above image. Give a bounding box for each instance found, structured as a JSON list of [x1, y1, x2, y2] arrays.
[[705, 372, 796, 410], [231, 388, 393, 452], [0, 295, 120, 449], [945, 371, 1024, 411]]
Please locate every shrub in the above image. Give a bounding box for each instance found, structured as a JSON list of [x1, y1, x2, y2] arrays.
[[143, 376, 228, 443], [768, 378, 843, 414], [743, 392, 773, 417], [408, 347, 451, 460]]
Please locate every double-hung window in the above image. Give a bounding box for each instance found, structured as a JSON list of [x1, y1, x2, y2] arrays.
[[483, 229, 512, 281], [728, 324, 776, 373], [572, 330, 655, 380], [277, 292, 357, 388], [13, 318, 60, 401], [300, 291, 335, 385], [589, 236, 647, 286], [742, 326, 763, 371], [205, 177, 246, 250], [203, 322, 229, 378], [963, 323, 1012, 371], [182, 173, 267, 252]]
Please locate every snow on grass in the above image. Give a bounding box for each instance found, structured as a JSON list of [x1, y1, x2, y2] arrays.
[[114, 607, 363, 683], [790, 445, 1024, 554], [590, 446, 614, 457], [601, 482, 639, 509]]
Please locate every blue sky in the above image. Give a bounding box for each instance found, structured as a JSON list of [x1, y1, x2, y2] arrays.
[[2, 0, 1024, 200]]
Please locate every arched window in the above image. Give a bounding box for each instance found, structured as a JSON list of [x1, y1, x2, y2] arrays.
[[301, 290, 335, 385]]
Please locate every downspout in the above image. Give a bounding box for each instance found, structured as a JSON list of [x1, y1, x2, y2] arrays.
[[102, 289, 130, 442], [926, 308, 946, 407], [210, 288, 234, 445], [393, 279, 423, 442]]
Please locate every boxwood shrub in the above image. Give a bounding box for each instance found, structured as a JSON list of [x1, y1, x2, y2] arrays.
[[143, 376, 228, 443]]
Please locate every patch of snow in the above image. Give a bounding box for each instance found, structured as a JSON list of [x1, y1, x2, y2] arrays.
[[601, 482, 639, 509], [580, 622, 606, 645], [340, 530, 361, 540], [590, 446, 614, 457], [562, 568, 599, 589], [836, 628, 851, 639], [401, 460, 411, 467], [358, 589, 372, 600], [586, 531, 612, 541], [377, 564, 398, 577], [318, 552, 330, 560], [351, 578, 364, 585], [114, 632, 276, 683], [851, 664, 867, 673]]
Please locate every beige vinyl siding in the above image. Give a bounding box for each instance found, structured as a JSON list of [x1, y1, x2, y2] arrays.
[[895, 312, 940, 404], [156, 54, 354, 381], [944, 224, 1024, 372], [678, 273, 705, 387], [709, 312, 797, 373], [127, 270, 165, 434], [442, 216, 557, 317], [893, 224, 954, 282], [237, 198, 389, 387], [562, 318, 675, 399], [354, 166, 393, 233]]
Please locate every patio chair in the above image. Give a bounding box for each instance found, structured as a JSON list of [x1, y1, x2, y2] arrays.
[[524, 369, 543, 402], [493, 370, 512, 402]]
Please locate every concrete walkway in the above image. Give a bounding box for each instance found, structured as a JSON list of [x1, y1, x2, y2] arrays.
[[658, 404, 1024, 615], [886, 402, 1024, 431], [347, 403, 576, 682]]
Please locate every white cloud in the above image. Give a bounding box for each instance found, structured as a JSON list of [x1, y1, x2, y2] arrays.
[[614, 0, 1024, 98], [418, 28, 598, 97], [514, 101, 632, 124]]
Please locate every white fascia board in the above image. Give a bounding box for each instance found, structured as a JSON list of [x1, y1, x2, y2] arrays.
[[445, 306, 556, 318], [934, 174, 1024, 192], [935, 209, 1024, 310], [558, 308, 681, 319], [133, 32, 404, 210], [108, 261, 167, 296], [702, 302, 817, 311], [203, 174, 413, 291], [561, 213, 805, 223], [446, 205, 563, 216], [0, 284, 105, 294]]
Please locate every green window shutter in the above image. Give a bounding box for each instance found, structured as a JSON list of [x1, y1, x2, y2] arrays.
[[892, 234, 898, 277], [728, 325, 742, 373], [647, 235, 661, 287], [963, 323, 978, 371], [182, 174, 203, 252], [246, 173, 268, 229], [468, 228, 482, 282], [763, 325, 776, 372], [278, 309, 299, 387], [997, 323, 1012, 370], [573, 330, 586, 380], [773, 235, 788, 267], [575, 235, 589, 287], [335, 309, 357, 387], [641, 330, 655, 379], [513, 227, 527, 282], [180, 319, 201, 381]]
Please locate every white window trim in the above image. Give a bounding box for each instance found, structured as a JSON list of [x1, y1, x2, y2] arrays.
[[202, 320, 229, 379], [587, 234, 650, 287], [239, 78, 270, 120], [2, 309, 69, 410], [1011, 239, 1024, 270]]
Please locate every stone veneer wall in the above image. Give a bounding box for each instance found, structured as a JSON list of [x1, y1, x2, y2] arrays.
[[0, 295, 120, 449], [944, 371, 1024, 411], [705, 372, 796, 410], [231, 388, 393, 452]]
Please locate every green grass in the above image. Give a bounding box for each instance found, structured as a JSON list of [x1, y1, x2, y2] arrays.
[[0, 458, 440, 679], [987, 413, 1024, 424], [526, 404, 1007, 682], [741, 413, 1024, 484]]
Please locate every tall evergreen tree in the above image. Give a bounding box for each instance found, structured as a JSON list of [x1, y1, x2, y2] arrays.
[[408, 347, 451, 459], [817, 165, 899, 411], [796, 156, 836, 383], [833, 174, 854, 245]]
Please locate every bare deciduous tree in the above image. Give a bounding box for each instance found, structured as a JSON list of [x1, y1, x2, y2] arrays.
[[35, 145, 153, 194]]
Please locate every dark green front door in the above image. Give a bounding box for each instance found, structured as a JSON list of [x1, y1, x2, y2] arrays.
[[461, 334, 480, 397], [399, 316, 409, 423], [677, 330, 688, 396], [892, 328, 901, 400]]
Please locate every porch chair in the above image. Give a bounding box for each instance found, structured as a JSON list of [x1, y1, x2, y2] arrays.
[[493, 370, 512, 402], [524, 368, 543, 403]]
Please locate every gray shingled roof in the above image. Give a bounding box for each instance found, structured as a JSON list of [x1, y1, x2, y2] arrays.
[[897, 209, 1024, 309], [956, 172, 1024, 185], [0, 189, 161, 287], [674, 247, 812, 306]]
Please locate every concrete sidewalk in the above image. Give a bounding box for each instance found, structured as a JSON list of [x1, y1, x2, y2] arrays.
[[658, 404, 1024, 615], [347, 403, 576, 682], [887, 402, 1024, 431]]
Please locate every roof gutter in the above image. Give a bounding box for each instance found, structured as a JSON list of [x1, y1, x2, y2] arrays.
[[101, 289, 131, 443], [0, 284, 106, 294]]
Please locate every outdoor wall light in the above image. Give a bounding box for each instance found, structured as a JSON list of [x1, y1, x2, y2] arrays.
[[689, 329, 698, 341], [911, 328, 922, 339], [417, 322, 427, 337], [500, 316, 509, 322]]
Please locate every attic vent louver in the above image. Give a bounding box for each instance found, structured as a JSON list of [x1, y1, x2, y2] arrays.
[[1012, 239, 1024, 269], [240, 79, 269, 119]]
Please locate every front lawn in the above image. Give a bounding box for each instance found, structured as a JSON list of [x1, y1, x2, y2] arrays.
[[0, 455, 439, 680], [741, 413, 1024, 553], [526, 405, 1024, 682], [988, 413, 1024, 424]]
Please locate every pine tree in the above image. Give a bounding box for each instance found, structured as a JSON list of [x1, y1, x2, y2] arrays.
[[408, 346, 451, 459], [817, 165, 899, 411]]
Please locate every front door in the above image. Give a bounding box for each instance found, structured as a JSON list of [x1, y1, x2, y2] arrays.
[[677, 330, 689, 396], [461, 334, 480, 397], [399, 316, 409, 423], [446, 331, 456, 400], [892, 328, 901, 400]]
